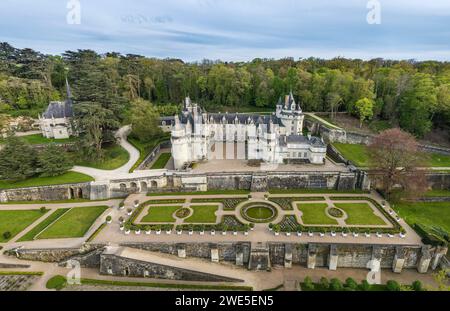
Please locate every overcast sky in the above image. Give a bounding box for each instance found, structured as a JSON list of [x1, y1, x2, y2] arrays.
[[0, 0, 449, 61]]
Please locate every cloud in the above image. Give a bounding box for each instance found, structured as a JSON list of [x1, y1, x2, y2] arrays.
[[0, 0, 449, 61]]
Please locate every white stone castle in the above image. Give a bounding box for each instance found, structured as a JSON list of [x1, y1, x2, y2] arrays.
[[38, 78, 74, 139], [171, 93, 327, 170]]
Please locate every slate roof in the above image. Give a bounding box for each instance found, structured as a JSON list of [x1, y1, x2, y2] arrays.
[[42, 100, 73, 119]]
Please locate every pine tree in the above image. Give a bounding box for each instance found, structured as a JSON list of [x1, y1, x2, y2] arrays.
[[37, 144, 73, 177], [0, 136, 36, 180]]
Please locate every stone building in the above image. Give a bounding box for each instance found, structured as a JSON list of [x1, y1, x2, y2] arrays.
[[38, 78, 74, 139], [171, 93, 327, 170]]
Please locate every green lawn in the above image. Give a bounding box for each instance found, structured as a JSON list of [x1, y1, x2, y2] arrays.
[[0, 209, 49, 242], [151, 153, 171, 169], [18, 209, 70, 242], [392, 202, 450, 232], [424, 190, 450, 197], [36, 206, 108, 239], [141, 205, 181, 223], [128, 134, 170, 172], [334, 203, 386, 226], [0, 172, 94, 190], [428, 153, 450, 167], [20, 134, 77, 145], [333, 142, 450, 168], [75, 144, 130, 170], [185, 205, 219, 223], [332, 143, 371, 167], [297, 203, 337, 225]]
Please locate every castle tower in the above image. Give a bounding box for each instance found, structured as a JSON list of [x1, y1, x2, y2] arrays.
[[171, 115, 189, 170]]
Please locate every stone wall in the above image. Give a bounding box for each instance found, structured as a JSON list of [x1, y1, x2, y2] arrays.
[[0, 183, 91, 203]]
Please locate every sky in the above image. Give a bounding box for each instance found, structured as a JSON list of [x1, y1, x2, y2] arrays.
[[0, 0, 449, 62]]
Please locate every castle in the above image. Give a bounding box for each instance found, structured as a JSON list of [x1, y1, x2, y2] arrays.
[[171, 93, 327, 170], [38, 78, 74, 139]]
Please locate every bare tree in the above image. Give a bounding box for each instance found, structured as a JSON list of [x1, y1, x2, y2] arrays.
[[368, 128, 428, 200]]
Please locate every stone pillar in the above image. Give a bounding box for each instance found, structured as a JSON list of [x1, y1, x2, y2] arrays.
[[235, 244, 244, 266], [284, 244, 292, 269], [392, 247, 405, 273], [371, 246, 382, 270], [328, 245, 338, 271], [431, 246, 448, 270], [307, 244, 317, 269], [177, 244, 186, 259], [417, 246, 431, 274], [211, 245, 219, 263]]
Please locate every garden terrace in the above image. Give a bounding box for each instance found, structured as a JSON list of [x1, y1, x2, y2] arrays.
[[0, 209, 49, 242], [297, 203, 338, 225], [140, 205, 181, 223], [35, 206, 108, 239], [18, 209, 69, 242]]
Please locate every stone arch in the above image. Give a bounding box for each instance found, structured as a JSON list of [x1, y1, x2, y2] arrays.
[[130, 182, 138, 189], [77, 188, 83, 198], [140, 181, 148, 193], [124, 267, 130, 276], [150, 180, 158, 188], [119, 183, 127, 191]]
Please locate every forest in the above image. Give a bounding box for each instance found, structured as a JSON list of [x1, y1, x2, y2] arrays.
[[0, 42, 449, 138]]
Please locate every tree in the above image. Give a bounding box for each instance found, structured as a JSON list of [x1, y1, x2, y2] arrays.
[[355, 98, 374, 128], [368, 128, 428, 200], [37, 144, 73, 177], [74, 103, 120, 161], [0, 136, 36, 180], [128, 98, 162, 142]]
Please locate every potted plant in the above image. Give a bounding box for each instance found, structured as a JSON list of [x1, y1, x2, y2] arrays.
[[124, 224, 131, 235], [188, 224, 194, 235], [176, 225, 182, 235], [155, 225, 162, 235], [342, 227, 349, 237], [119, 223, 124, 231], [319, 228, 325, 237], [376, 232, 382, 238], [248, 194, 252, 200], [285, 228, 291, 236], [106, 216, 112, 224], [330, 229, 336, 237], [273, 224, 281, 236], [352, 228, 359, 237], [268, 223, 274, 231], [143, 225, 150, 235], [134, 200, 139, 208], [264, 194, 269, 201], [118, 216, 124, 224], [296, 226, 302, 236], [135, 227, 141, 235], [199, 224, 205, 235], [222, 224, 228, 235], [119, 202, 125, 210], [308, 230, 313, 237], [249, 223, 255, 231], [211, 226, 216, 236], [127, 208, 133, 216], [244, 224, 250, 236], [165, 225, 172, 235], [399, 229, 406, 238]]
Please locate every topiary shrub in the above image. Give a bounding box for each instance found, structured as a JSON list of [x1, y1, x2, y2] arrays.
[[412, 280, 423, 291], [303, 276, 314, 290], [386, 280, 400, 291], [40, 207, 47, 214], [319, 277, 329, 289], [46, 275, 67, 291], [345, 277, 358, 290], [2, 231, 11, 240], [360, 280, 371, 291], [329, 278, 343, 291]]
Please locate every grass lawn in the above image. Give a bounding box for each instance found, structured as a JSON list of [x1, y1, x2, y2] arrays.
[[18, 209, 69, 242], [20, 134, 77, 145], [424, 190, 450, 197], [428, 153, 450, 167], [334, 203, 386, 226], [185, 205, 219, 223], [151, 153, 171, 169], [128, 134, 170, 172], [332, 143, 371, 167], [141, 206, 181, 223], [297, 203, 337, 225], [0, 209, 49, 242], [0, 172, 94, 190], [392, 202, 450, 232], [36, 206, 108, 239], [75, 144, 129, 170]]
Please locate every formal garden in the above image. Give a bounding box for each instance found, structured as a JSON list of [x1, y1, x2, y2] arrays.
[[119, 193, 406, 237]]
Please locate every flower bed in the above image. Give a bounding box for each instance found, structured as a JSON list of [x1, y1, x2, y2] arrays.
[[190, 198, 247, 211]]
